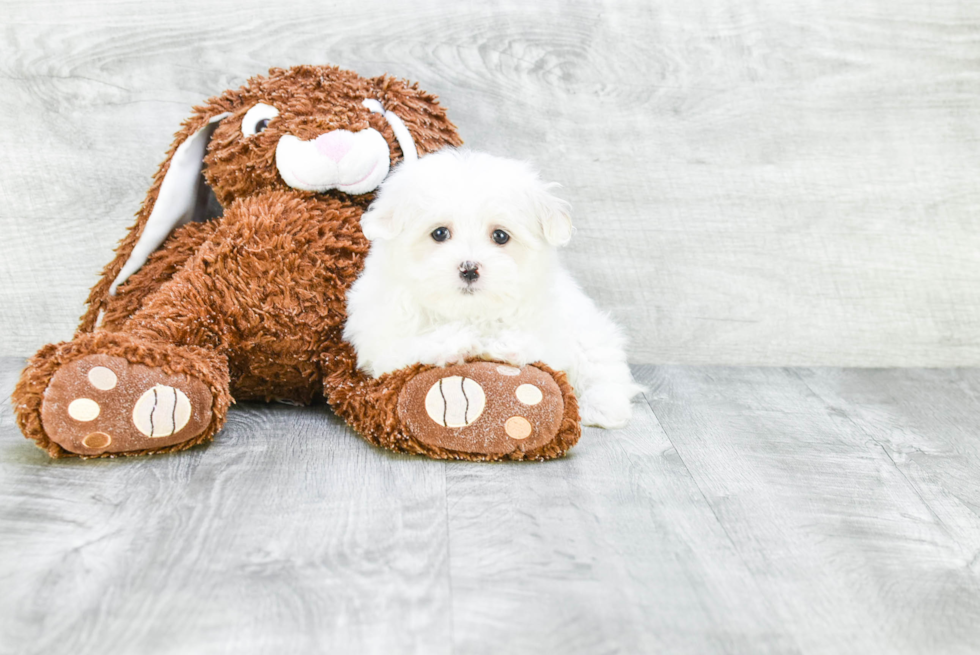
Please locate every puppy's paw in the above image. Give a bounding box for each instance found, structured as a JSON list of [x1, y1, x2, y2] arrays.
[[478, 331, 537, 368], [578, 384, 642, 429], [417, 325, 482, 369], [478, 351, 527, 368], [430, 351, 470, 368]]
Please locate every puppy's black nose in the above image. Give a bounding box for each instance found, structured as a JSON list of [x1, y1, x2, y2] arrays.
[[459, 261, 480, 283]]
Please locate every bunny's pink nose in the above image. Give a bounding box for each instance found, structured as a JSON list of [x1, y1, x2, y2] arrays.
[[314, 130, 355, 162]]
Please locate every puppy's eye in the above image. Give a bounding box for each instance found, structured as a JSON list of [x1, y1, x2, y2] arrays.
[[241, 103, 280, 137], [431, 227, 451, 242], [491, 229, 511, 245]]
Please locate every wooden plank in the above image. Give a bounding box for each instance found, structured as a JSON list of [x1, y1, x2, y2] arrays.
[[796, 367, 980, 569], [636, 365, 980, 654], [2, 0, 980, 365], [6, 358, 980, 653], [444, 394, 794, 654], [0, 358, 452, 655]]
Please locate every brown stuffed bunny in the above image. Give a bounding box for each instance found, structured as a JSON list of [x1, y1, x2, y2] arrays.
[[12, 65, 580, 461]]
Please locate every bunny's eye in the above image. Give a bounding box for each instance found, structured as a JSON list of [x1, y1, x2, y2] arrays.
[[241, 103, 280, 137]]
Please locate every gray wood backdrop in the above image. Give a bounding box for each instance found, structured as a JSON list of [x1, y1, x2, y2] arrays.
[[1, 0, 978, 366]]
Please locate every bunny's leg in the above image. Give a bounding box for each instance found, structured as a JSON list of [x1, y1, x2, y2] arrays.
[[322, 344, 581, 461], [13, 273, 233, 458]]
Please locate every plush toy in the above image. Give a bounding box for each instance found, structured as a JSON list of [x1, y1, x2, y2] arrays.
[[12, 65, 580, 461]]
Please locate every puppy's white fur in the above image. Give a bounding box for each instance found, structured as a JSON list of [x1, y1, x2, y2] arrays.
[[344, 149, 644, 428]]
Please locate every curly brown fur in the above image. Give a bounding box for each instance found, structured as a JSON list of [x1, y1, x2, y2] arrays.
[[119, 189, 372, 403], [101, 221, 219, 331]]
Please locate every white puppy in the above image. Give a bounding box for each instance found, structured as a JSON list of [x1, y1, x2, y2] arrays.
[[344, 149, 644, 428]]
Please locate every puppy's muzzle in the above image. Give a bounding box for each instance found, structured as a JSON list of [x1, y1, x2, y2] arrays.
[[459, 261, 480, 283]]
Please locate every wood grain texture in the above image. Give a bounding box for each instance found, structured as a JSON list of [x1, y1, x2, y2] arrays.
[[4, 357, 980, 653], [635, 365, 980, 654], [1, 0, 979, 365], [0, 359, 453, 655], [443, 398, 793, 654]]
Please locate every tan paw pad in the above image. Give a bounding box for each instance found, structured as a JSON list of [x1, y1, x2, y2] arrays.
[[87, 366, 118, 390], [67, 398, 100, 422], [424, 376, 486, 428], [132, 385, 192, 438], [82, 432, 112, 449], [504, 416, 532, 440], [515, 384, 543, 406]]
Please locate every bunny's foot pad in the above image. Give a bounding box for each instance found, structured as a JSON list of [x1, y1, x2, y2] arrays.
[[397, 361, 569, 458], [40, 354, 213, 456]]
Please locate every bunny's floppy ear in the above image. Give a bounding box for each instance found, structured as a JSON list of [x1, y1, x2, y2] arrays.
[[109, 112, 230, 295], [78, 109, 230, 332]]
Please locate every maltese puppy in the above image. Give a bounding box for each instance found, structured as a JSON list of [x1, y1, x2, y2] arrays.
[[344, 149, 644, 428]]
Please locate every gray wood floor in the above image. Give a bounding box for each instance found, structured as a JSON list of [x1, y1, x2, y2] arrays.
[[2, 358, 979, 654]]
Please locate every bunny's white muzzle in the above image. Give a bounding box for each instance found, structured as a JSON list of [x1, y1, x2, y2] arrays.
[[275, 98, 419, 196], [275, 129, 391, 195]]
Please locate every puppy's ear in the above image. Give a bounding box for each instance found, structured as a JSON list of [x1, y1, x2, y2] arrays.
[[360, 158, 421, 241], [360, 200, 403, 241], [533, 182, 574, 247]]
